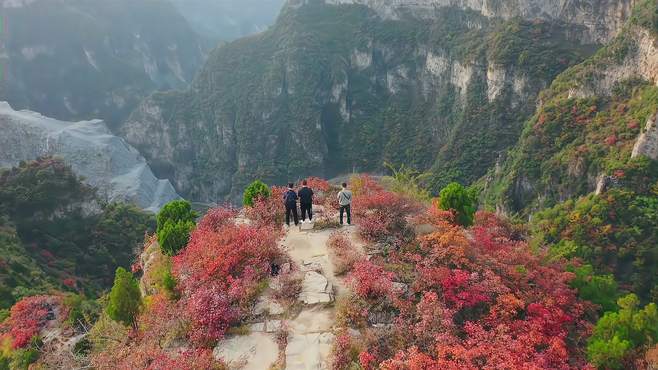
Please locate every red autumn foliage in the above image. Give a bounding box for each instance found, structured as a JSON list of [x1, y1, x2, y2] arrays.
[[328, 232, 361, 275], [303, 177, 331, 193], [348, 260, 394, 299], [351, 205, 594, 369], [185, 286, 239, 345], [173, 208, 280, 344], [0, 295, 60, 349], [245, 186, 286, 228], [62, 278, 76, 288], [353, 189, 420, 244], [605, 134, 618, 146]]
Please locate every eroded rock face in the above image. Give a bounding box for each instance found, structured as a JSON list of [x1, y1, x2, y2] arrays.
[[0, 102, 180, 212], [320, 0, 635, 43], [632, 114, 658, 160]]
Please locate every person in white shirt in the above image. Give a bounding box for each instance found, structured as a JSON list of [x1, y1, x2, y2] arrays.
[[337, 182, 352, 225]]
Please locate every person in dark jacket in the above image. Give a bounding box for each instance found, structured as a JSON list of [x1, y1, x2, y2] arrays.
[[283, 183, 299, 227], [298, 180, 314, 223]]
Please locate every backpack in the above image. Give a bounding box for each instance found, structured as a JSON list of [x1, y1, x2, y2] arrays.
[[284, 190, 297, 205]]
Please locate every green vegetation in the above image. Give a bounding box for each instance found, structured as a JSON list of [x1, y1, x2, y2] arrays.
[[382, 163, 431, 202], [243, 180, 272, 206], [587, 294, 658, 369], [533, 187, 658, 303], [106, 267, 142, 328], [568, 265, 619, 312], [0, 158, 154, 308], [156, 200, 196, 256], [438, 182, 478, 227], [129, 1, 592, 202]]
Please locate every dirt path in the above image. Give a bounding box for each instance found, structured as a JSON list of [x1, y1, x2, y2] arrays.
[[282, 225, 362, 370], [215, 224, 362, 370]]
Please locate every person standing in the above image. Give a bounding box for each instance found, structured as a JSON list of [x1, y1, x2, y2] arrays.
[[298, 180, 314, 223], [338, 182, 352, 225], [283, 183, 299, 227]]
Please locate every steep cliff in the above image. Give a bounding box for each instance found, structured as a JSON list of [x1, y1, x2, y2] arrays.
[[122, 0, 605, 202], [0, 0, 208, 126], [482, 0, 658, 214], [0, 102, 180, 212]]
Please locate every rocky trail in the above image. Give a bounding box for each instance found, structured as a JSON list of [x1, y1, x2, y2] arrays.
[[214, 223, 363, 370]]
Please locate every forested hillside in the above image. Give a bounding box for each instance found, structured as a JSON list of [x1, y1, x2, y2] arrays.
[[121, 0, 603, 202], [0, 158, 154, 310]]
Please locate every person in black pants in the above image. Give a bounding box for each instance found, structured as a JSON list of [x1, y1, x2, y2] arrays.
[[338, 182, 352, 225], [283, 183, 299, 226], [298, 180, 314, 223]]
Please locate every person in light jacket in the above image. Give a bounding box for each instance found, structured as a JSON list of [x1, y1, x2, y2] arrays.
[[337, 182, 352, 225]]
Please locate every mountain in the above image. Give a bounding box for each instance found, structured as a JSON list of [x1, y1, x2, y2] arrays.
[[120, 0, 634, 202], [482, 0, 658, 214], [169, 0, 286, 41], [0, 102, 181, 212], [0, 0, 209, 126]]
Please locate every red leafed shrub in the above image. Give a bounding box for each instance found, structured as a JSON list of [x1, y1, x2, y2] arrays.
[[350, 174, 384, 196], [1, 295, 60, 349], [245, 186, 286, 228], [628, 119, 640, 130], [359, 351, 377, 370], [186, 286, 239, 345], [330, 332, 355, 370], [303, 177, 331, 193], [62, 278, 76, 288], [174, 222, 279, 294], [605, 134, 618, 146], [350, 208, 593, 369], [196, 206, 238, 233], [353, 190, 420, 243], [328, 232, 362, 275], [348, 260, 394, 299]]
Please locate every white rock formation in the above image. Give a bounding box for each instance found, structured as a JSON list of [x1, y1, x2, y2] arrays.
[[0, 102, 180, 212], [632, 114, 658, 160]]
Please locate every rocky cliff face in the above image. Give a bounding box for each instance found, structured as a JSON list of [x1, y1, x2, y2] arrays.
[[295, 0, 636, 43], [482, 0, 658, 213], [122, 1, 602, 202], [0, 0, 209, 126], [0, 102, 180, 212]]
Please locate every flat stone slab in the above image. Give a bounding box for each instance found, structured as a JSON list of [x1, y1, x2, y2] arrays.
[[299, 271, 333, 304], [254, 295, 285, 316], [213, 333, 279, 370], [300, 221, 315, 231], [285, 332, 335, 370]]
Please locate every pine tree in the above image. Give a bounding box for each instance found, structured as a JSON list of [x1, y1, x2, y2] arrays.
[[106, 267, 141, 328]]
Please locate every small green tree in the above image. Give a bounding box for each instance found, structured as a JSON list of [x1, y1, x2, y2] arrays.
[[587, 294, 658, 369], [106, 267, 141, 328], [156, 200, 196, 256], [243, 180, 271, 207], [438, 182, 478, 227], [156, 200, 196, 230], [568, 264, 619, 312]]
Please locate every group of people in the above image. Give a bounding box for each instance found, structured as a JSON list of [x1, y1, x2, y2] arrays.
[[282, 180, 353, 227]]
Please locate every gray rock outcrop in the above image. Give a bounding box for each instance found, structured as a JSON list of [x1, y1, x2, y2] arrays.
[[632, 114, 658, 160], [0, 102, 180, 212]]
